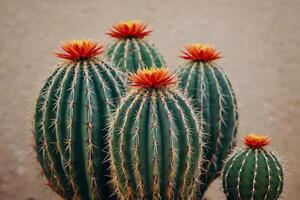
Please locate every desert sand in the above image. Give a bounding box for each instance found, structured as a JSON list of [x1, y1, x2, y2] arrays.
[[0, 0, 299, 199]]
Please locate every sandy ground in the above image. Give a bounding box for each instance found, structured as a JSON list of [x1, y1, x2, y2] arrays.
[[0, 0, 299, 199]]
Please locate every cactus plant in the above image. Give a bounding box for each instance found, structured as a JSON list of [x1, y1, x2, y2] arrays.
[[177, 43, 238, 198], [108, 67, 203, 200], [105, 20, 165, 72], [33, 39, 125, 200], [222, 134, 284, 200]]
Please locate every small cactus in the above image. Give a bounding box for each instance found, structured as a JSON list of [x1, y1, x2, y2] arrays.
[[222, 134, 284, 200], [105, 20, 165, 72], [108, 67, 203, 199], [33, 39, 125, 199], [177, 43, 238, 198]]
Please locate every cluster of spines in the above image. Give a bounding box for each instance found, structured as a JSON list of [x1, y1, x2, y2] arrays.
[[34, 59, 125, 199], [34, 66, 66, 197], [222, 135, 284, 200]]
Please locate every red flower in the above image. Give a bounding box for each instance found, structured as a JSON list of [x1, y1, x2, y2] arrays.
[[107, 20, 152, 39], [180, 43, 221, 62], [55, 39, 104, 60], [129, 67, 177, 89], [244, 134, 271, 149]]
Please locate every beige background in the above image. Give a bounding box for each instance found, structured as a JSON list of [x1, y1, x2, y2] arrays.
[[0, 0, 299, 199]]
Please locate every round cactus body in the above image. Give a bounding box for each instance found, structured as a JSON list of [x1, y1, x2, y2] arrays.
[[222, 134, 284, 200], [33, 40, 125, 200], [108, 67, 203, 200], [105, 20, 165, 73], [177, 43, 238, 198]]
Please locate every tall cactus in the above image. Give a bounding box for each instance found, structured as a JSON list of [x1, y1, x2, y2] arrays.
[[222, 134, 284, 200], [33, 39, 125, 199], [177, 43, 238, 198], [105, 20, 165, 72], [108, 67, 203, 200]]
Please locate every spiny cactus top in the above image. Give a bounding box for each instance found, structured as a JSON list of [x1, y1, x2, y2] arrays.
[[177, 43, 238, 198], [108, 67, 203, 200], [105, 20, 165, 72], [33, 39, 125, 200], [223, 134, 284, 200]]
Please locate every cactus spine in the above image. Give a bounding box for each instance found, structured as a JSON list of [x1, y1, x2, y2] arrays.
[[105, 20, 165, 72], [177, 43, 238, 198], [108, 67, 203, 200], [33, 40, 125, 199], [222, 134, 284, 200]]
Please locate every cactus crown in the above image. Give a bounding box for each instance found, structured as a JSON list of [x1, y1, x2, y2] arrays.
[[180, 43, 221, 62], [55, 39, 104, 61], [128, 67, 177, 89], [244, 134, 271, 149], [107, 20, 152, 39]]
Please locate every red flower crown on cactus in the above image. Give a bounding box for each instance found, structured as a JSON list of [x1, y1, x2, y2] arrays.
[[129, 67, 177, 89], [107, 20, 152, 39], [244, 134, 271, 149], [180, 43, 221, 62], [55, 39, 104, 61]]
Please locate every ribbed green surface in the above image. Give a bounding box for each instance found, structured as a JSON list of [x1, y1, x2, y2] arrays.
[[177, 61, 238, 198], [33, 59, 125, 200], [223, 148, 284, 200], [108, 88, 202, 200], [105, 38, 165, 72]]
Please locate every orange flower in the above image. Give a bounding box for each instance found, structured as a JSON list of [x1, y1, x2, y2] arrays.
[[107, 20, 152, 39], [180, 43, 221, 62], [244, 134, 271, 149], [55, 39, 104, 60], [129, 67, 177, 89]]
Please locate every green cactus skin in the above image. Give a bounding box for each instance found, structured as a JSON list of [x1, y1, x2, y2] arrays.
[[33, 59, 125, 200], [222, 148, 284, 200], [105, 38, 165, 72], [177, 61, 238, 198], [108, 88, 203, 200]]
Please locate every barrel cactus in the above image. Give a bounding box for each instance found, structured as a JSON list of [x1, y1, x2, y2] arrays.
[[108, 67, 203, 199], [222, 134, 284, 200], [33, 39, 125, 199], [105, 20, 165, 72], [177, 43, 238, 198]]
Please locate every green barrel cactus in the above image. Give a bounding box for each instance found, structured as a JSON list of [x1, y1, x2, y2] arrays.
[[222, 134, 284, 200], [108, 67, 203, 200], [177, 43, 238, 198], [105, 20, 165, 72], [33, 39, 125, 200]]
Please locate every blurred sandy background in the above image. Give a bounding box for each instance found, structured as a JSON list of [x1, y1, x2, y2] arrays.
[[0, 0, 299, 199]]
